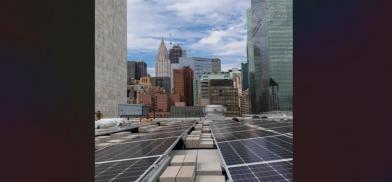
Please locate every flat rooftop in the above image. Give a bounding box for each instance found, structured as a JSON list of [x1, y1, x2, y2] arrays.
[[95, 115, 292, 182]]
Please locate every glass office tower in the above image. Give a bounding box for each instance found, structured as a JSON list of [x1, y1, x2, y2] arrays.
[[267, 0, 293, 111], [248, 0, 269, 113], [248, 0, 292, 113]]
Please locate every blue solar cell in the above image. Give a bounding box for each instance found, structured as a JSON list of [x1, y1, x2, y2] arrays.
[[217, 136, 292, 166], [228, 161, 293, 182], [95, 137, 177, 162], [95, 157, 158, 182]]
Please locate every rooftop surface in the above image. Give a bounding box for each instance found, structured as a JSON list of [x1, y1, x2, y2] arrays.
[[95, 114, 292, 182]]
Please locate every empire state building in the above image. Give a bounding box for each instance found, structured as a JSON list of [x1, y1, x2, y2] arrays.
[[155, 38, 171, 77]]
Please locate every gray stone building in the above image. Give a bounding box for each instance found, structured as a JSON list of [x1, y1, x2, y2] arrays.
[[95, 0, 127, 118], [211, 58, 221, 73]]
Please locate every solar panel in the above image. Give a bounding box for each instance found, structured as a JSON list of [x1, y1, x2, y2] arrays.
[[95, 156, 159, 182], [228, 161, 293, 182], [120, 131, 185, 142], [95, 137, 177, 162], [268, 126, 293, 133], [95, 121, 196, 182], [212, 125, 257, 134], [212, 122, 246, 127], [249, 121, 292, 128], [217, 136, 292, 166], [213, 130, 277, 142]]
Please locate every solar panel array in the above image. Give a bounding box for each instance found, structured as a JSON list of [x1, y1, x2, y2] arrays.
[[211, 119, 293, 182], [95, 137, 177, 162], [119, 123, 194, 143], [229, 160, 292, 182], [95, 157, 159, 182], [95, 121, 195, 182]]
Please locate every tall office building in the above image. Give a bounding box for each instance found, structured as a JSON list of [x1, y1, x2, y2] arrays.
[[267, 0, 293, 111], [199, 72, 231, 106], [209, 79, 240, 117], [135, 61, 147, 80], [127, 61, 136, 84], [247, 0, 292, 113], [247, 1, 269, 113], [95, 0, 127, 117], [169, 44, 185, 64], [153, 77, 171, 93], [127, 61, 147, 81], [156, 38, 171, 77], [241, 62, 249, 91], [173, 66, 193, 106], [171, 57, 221, 105], [211, 58, 221, 73]]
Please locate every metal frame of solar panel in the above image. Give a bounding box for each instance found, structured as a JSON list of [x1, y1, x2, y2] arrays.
[[210, 119, 293, 182], [95, 120, 196, 182], [248, 120, 293, 135], [228, 160, 292, 182], [95, 157, 159, 182]]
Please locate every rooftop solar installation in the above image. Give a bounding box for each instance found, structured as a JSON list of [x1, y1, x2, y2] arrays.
[[95, 137, 178, 162], [217, 136, 292, 166], [213, 130, 277, 142], [95, 156, 159, 182], [95, 120, 196, 182], [248, 121, 292, 129], [268, 126, 293, 133], [228, 160, 292, 182], [212, 125, 258, 134], [128, 131, 185, 142], [211, 119, 293, 182]]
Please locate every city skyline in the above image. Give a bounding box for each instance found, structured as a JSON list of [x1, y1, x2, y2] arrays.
[[127, 0, 250, 76]]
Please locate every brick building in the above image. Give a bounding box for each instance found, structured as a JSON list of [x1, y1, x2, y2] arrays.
[[173, 66, 194, 106]]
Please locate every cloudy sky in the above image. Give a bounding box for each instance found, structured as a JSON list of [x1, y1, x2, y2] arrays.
[[127, 0, 250, 76]]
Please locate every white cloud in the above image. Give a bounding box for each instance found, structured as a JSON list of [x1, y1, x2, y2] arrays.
[[127, 0, 251, 70], [165, 0, 249, 24], [190, 18, 248, 59]]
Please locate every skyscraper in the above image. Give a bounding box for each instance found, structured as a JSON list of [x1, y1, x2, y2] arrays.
[[95, 0, 127, 117], [169, 44, 185, 64], [199, 72, 231, 106], [267, 0, 293, 111], [241, 62, 249, 91], [211, 58, 221, 73], [156, 38, 171, 77], [247, 0, 292, 113], [153, 77, 171, 93], [209, 79, 240, 117], [127, 61, 136, 84], [171, 57, 222, 105], [173, 66, 193, 106], [135, 61, 147, 80], [127, 61, 147, 81]]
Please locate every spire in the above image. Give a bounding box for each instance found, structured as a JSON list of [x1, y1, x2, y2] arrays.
[[158, 37, 168, 55], [156, 36, 170, 77]]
